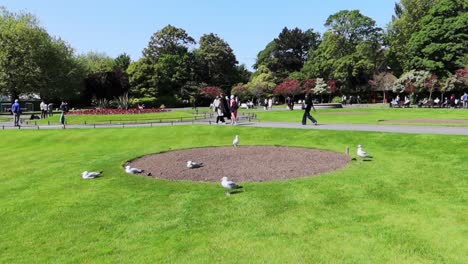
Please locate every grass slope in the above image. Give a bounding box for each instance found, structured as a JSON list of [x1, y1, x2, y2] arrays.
[[256, 108, 468, 126], [0, 126, 467, 263], [32, 109, 211, 125]]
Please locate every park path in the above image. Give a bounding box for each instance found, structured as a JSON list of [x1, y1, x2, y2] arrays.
[[1, 117, 468, 136]]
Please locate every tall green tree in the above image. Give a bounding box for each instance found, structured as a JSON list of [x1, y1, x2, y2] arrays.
[[407, 0, 468, 76], [143, 24, 195, 62], [386, 0, 439, 74], [195, 33, 238, 90], [0, 7, 49, 99], [114, 53, 131, 71], [76, 51, 115, 74], [37, 38, 87, 100], [253, 41, 277, 71], [303, 10, 383, 93], [255, 27, 320, 79], [126, 58, 158, 98], [137, 25, 196, 103], [272, 27, 321, 77], [0, 7, 85, 100], [325, 10, 381, 44]]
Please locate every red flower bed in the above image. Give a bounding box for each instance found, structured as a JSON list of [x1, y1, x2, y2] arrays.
[[68, 108, 170, 115]]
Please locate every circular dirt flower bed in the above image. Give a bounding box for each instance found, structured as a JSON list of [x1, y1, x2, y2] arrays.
[[128, 146, 350, 182]]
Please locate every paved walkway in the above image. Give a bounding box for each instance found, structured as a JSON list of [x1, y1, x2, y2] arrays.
[[1, 118, 468, 136]]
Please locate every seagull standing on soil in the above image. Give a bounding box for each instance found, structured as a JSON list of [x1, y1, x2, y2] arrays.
[[82, 171, 102, 179], [125, 165, 144, 174], [357, 145, 373, 159], [233, 135, 240, 147], [221, 177, 243, 196], [187, 160, 203, 168]]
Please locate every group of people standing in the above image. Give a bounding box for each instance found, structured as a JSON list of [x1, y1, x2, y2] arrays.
[[10, 99, 69, 126], [212, 94, 239, 125], [39, 101, 54, 119]]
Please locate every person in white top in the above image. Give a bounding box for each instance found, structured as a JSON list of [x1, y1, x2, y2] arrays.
[[213, 96, 225, 124], [40, 101, 48, 119]]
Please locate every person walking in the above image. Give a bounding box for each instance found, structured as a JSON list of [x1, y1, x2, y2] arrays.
[[302, 93, 318, 125], [268, 97, 273, 110], [229, 95, 239, 125], [11, 99, 21, 126], [59, 101, 68, 125], [463, 92, 468, 109], [213, 96, 225, 124], [48, 102, 54, 117]]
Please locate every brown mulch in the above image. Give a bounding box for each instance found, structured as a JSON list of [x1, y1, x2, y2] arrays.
[[379, 118, 468, 124], [128, 146, 350, 182]]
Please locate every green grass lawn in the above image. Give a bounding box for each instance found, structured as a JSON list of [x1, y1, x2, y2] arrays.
[[0, 116, 10, 122], [30, 109, 212, 125], [1, 126, 467, 263], [255, 107, 468, 126]]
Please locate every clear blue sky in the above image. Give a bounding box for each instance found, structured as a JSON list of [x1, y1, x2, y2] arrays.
[[2, 0, 397, 70]]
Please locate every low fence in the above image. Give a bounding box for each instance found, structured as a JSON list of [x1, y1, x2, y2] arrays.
[[1, 112, 257, 130]]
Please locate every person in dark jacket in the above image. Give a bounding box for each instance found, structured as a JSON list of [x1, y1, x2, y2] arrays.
[[302, 94, 318, 125], [221, 95, 231, 120], [11, 99, 21, 126]]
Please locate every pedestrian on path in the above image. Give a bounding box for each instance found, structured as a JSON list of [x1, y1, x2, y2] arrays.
[[11, 99, 21, 126], [302, 94, 318, 125], [213, 96, 226, 124]]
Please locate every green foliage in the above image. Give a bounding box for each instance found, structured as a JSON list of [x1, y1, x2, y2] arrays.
[[331, 96, 343, 103], [254, 28, 320, 79], [129, 97, 157, 108], [272, 27, 321, 78], [195, 33, 238, 88], [76, 51, 116, 74], [155, 95, 181, 108], [393, 70, 431, 93], [231, 84, 251, 100], [114, 53, 131, 71], [407, 0, 468, 76], [386, 0, 440, 74], [303, 10, 382, 92], [143, 24, 195, 62], [153, 53, 192, 96], [0, 7, 85, 100], [247, 65, 277, 97], [127, 58, 158, 98], [325, 10, 382, 44], [253, 41, 277, 70]]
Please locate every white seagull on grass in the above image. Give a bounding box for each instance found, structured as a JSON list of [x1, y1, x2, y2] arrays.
[[233, 135, 240, 147], [125, 165, 144, 174], [221, 177, 243, 196], [82, 171, 102, 179], [357, 145, 373, 159]]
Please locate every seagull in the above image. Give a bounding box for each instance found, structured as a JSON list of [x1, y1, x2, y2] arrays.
[[82, 171, 102, 179], [221, 177, 243, 196], [125, 165, 144, 174], [187, 160, 203, 168], [357, 145, 373, 159], [233, 135, 239, 147]]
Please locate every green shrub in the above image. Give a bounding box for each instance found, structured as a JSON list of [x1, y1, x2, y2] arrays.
[[155, 96, 182, 108], [331, 96, 342, 103], [129, 97, 157, 108]]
